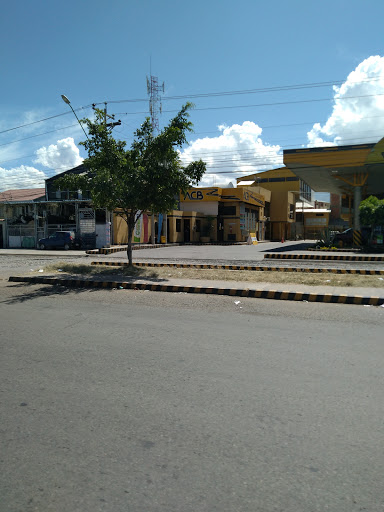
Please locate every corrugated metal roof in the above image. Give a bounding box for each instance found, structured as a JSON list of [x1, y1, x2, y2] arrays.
[[0, 188, 45, 203]]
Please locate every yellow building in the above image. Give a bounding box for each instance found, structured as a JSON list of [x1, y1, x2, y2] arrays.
[[283, 140, 384, 242], [112, 184, 271, 245], [179, 186, 269, 242], [295, 207, 331, 239], [237, 167, 312, 241]]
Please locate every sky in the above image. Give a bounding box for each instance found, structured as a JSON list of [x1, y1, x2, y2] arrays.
[[1, 0, 384, 202]]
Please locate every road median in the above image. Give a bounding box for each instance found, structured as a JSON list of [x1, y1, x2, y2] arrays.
[[8, 275, 384, 306]]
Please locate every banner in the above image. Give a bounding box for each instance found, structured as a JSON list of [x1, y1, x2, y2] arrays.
[[157, 214, 163, 243], [143, 214, 149, 243], [134, 212, 142, 242]]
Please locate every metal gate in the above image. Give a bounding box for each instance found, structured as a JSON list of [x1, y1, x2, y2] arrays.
[[78, 208, 96, 249]]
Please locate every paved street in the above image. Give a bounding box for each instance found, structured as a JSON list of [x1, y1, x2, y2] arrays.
[[2, 243, 384, 280], [1, 281, 384, 511]]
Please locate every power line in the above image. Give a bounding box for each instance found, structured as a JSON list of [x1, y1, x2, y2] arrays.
[[107, 76, 384, 104], [2, 74, 383, 136], [1, 128, 383, 168], [0, 106, 93, 135], [0, 123, 80, 148], [114, 92, 384, 117]]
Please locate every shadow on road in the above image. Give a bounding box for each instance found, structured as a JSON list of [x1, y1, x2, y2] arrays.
[[2, 282, 93, 304], [261, 242, 314, 253], [3, 267, 169, 304]]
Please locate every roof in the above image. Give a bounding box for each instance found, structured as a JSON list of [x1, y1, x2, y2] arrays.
[[297, 208, 331, 213], [283, 139, 384, 195], [45, 164, 86, 183], [237, 181, 255, 186], [0, 188, 46, 203]]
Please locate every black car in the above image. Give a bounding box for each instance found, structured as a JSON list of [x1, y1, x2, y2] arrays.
[[331, 227, 371, 247], [38, 231, 81, 250]]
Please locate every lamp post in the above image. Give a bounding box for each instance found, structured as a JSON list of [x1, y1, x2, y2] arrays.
[[61, 95, 89, 141]]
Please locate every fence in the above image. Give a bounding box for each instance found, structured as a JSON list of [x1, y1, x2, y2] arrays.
[[7, 225, 35, 248]]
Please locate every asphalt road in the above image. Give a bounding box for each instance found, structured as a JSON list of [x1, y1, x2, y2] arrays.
[[1, 281, 384, 512], [2, 243, 384, 280]]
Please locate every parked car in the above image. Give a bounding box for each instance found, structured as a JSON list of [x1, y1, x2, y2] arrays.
[[331, 227, 371, 247], [38, 231, 81, 250]]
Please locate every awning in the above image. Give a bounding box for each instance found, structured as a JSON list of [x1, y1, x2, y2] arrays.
[[283, 138, 384, 196]]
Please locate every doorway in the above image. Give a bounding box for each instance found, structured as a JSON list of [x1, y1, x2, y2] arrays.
[[217, 217, 224, 242], [183, 219, 190, 243]]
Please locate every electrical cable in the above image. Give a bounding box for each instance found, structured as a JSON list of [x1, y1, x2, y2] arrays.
[[1, 74, 383, 135]]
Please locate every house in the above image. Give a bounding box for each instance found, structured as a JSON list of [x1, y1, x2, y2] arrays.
[[0, 188, 45, 248], [0, 165, 108, 249]]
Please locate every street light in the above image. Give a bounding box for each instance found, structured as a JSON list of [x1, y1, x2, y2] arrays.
[[61, 94, 89, 141]]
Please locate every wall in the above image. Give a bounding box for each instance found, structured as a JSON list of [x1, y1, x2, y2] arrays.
[[304, 210, 330, 239], [180, 201, 219, 215], [113, 213, 153, 245]]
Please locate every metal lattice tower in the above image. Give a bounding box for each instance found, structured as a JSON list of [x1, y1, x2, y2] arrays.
[[147, 75, 164, 134]]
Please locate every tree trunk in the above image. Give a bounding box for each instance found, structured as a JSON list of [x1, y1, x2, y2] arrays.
[[127, 222, 134, 265]]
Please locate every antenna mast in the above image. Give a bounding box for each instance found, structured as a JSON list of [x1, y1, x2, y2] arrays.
[[146, 74, 164, 134]]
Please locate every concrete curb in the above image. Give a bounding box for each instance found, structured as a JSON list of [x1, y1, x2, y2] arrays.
[[86, 244, 173, 255], [8, 275, 384, 306], [264, 253, 384, 262], [86, 242, 248, 255], [90, 261, 384, 275]]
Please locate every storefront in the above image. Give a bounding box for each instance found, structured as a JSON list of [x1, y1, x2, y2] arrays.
[[180, 187, 266, 242]]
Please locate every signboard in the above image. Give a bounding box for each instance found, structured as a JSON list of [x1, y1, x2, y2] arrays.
[[182, 187, 265, 207], [134, 213, 142, 242], [182, 187, 222, 202], [247, 232, 258, 245], [305, 217, 327, 226]]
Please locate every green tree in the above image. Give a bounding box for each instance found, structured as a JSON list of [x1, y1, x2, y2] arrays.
[[55, 103, 206, 264], [359, 195, 384, 226]]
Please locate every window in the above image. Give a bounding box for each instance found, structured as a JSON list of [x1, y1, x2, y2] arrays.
[[218, 205, 236, 216], [195, 219, 201, 232], [268, 177, 286, 182], [299, 180, 312, 202], [176, 219, 181, 232]]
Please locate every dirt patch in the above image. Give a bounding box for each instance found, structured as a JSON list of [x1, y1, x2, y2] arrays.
[[36, 262, 384, 288]]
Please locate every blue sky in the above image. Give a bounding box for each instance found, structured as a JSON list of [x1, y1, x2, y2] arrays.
[[1, 0, 384, 200]]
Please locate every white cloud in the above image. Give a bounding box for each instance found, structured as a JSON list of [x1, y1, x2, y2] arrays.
[[34, 137, 83, 171], [181, 121, 282, 187], [0, 165, 47, 192], [307, 55, 384, 146], [0, 137, 83, 192]]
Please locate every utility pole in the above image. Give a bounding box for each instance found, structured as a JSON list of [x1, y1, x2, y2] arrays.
[[92, 103, 122, 130], [92, 103, 121, 247], [147, 74, 166, 244]]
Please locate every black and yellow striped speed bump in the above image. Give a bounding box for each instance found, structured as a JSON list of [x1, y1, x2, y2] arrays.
[[8, 275, 384, 306], [264, 253, 384, 262], [90, 261, 384, 275]]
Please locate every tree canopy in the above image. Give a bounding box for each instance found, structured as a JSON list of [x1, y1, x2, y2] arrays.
[[55, 103, 206, 263], [359, 195, 384, 226]]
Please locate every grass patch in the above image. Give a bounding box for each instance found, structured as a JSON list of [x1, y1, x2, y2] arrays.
[[38, 262, 384, 288]]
